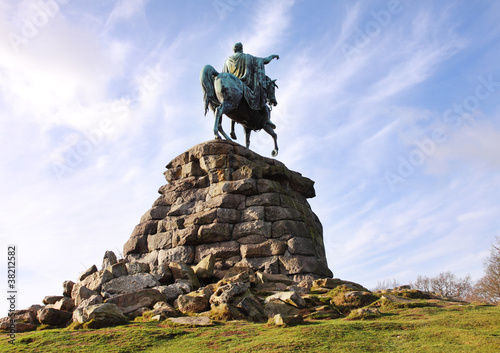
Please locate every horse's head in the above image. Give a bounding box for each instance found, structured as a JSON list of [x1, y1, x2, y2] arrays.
[[266, 78, 278, 107]]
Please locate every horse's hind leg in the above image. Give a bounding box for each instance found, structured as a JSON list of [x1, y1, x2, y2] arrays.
[[263, 124, 278, 157], [214, 107, 222, 139], [215, 103, 233, 141], [230, 120, 237, 140]]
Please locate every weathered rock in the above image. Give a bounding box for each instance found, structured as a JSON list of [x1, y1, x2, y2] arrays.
[[71, 285, 99, 307], [158, 246, 195, 265], [62, 280, 75, 297], [102, 250, 118, 270], [287, 237, 316, 255], [37, 308, 72, 326], [236, 295, 266, 322], [127, 307, 151, 319], [169, 262, 200, 288], [78, 264, 98, 282], [1, 308, 39, 326], [312, 278, 366, 292], [193, 254, 215, 282], [174, 280, 193, 294], [107, 262, 128, 278], [169, 316, 212, 326], [150, 263, 173, 284], [210, 303, 247, 321], [122, 140, 332, 280], [126, 262, 150, 275], [255, 271, 295, 285], [0, 319, 37, 332], [154, 284, 184, 302], [210, 282, 249, 305], [272, 313, 304, 326], [263, 300, 300, 318], [241, 239, 287, 257], [177, 292, 210, 314], [279, 255, 333, 277], [343, 291, 378, 308], [76, 294, 103, 309], [151, 301, 179, 317], [348, 307, 382, 319], [101, 273, 160, 295], [80, 270, 114, 292], [105, 288, 165, 314], [53, 297, 75, 312], [43, 296, 64, 305], [73, 303, 128, 328], [265, 291, 306, 309]]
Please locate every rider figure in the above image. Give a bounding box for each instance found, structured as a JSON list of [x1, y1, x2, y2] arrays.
[[222, 42, 278, 129]]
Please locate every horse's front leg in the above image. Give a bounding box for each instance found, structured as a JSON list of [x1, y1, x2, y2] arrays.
[[263, 124, 278, 157], [244, 127, 251, 149], [230, 120, 237, 140]]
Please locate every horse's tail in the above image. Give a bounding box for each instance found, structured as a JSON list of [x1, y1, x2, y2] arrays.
[[200, 65, 220, 116]]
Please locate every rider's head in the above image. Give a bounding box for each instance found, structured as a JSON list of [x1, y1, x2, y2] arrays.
[[233, 42, 243, 53]]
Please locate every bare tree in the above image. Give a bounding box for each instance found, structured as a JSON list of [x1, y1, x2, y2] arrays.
[[411, 271, 473, 300], [468, 237, 500, 304], [372, 278, 401, 291]]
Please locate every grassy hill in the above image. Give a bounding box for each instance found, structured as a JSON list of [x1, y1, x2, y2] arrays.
[[2, 301, 499, 352]]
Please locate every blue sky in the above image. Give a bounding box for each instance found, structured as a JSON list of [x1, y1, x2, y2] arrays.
[[1, 0, 500, 313]]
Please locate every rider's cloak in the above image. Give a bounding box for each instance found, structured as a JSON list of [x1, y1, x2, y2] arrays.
[[223, 53, 267, 111]]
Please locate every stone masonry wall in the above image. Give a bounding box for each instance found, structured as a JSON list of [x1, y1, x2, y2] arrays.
[[123, 140, 332, 281]]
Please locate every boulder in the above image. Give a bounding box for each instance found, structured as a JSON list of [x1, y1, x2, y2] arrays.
[[102, 250, 118, 270], [272, 313, 304, 326], [71, 284, 99, 307], [169, 262, 200, 288], [76, 294, 103, 309], [177, 292, 210, 314], [210, 282, 249, 305], [192, 254, 215, 282], [107, 262, 128, 278], [43, 296, 64, 305], [37, 308, 72, 326], [80, 270, 114, 292], [209, 303, 247, 321], [62, 280, 75, 297], [265, 291, 306, 309], [348, 308, 382, 320], [236, 295, 266, 322], [255, 271, 295, 285], [105, 288, 165, 314], [78, 264, 98, 281], [53, 297, 75, 312], [154, 284, 184, 302], [169, 316, 212, 326], [263, 300, 300, 318], [240, 239, 287, 257], [151, 301, 179, 318], [73, 303, 127, 328], [101, 273, 160, 295], [0, 319, 37, 332], [150, 263, 173, 284], [126, 262, 150, 275]]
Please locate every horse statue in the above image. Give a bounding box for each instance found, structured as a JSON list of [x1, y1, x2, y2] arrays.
[[200, 64, 279, 157]]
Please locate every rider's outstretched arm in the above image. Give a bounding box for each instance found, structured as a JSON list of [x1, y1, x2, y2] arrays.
[[263, 54, 280, 64]]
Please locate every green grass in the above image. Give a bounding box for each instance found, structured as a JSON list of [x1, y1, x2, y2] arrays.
[[1, 304, 499, 352]]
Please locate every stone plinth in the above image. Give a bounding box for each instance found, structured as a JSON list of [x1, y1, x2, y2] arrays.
[[123, 140, 332, 281]]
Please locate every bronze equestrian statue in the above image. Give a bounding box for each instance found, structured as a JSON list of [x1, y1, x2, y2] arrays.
[[200, 42, 280, 156]]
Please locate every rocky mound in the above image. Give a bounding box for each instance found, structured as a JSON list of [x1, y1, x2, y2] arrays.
[[123, 139, 332, 281]]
